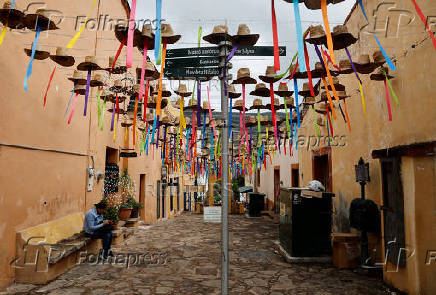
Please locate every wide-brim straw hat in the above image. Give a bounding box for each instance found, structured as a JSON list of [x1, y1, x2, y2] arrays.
[[114, 24, 141, 47], [298, 82, 320, 97], [184, 100, 203, 111], [72, 85, 87, 95], [77, 56, 101, 71], [0, 1, 25, 28], [250, 98, 267, 110], [147, 96, 168, 109], [260, 115, 270, 126], [372, 50, 386, 66], [274, 83, 294, 97], [320, 90, 350, 101], [136, 24, 155, 50], [304, 0, 345, 11], [282, 97, 295, 108], [99, 90, 115, 101], [121, 120, 133, 127], [232, 24, 259, 46], [370, 67, 394, 81], [174, 84, 192, 97], [107, 107, 126, 115], [259, 66, 281, 83], [25, 9, 59, 31], [354, 54, 378, 74], [331, 25, 357, 50], [90, 73, 104, 87], [203, 25, 232, 45], [227, 84, 241, 98], [152, 84, 172, 97], [232, 99, 248, 112], [135, 62, 160, 80], [304, 96, 316, 105], [338, 59, 354, 74], [266, 98, 282, 110], [250, 83, 270, 97], [202, 101, 215, 112], [161, 116, 174, 126], [315, 103, 328, 114], [245, 116, 257, 127], [161, 23, 181, 44], [50, 47, 75, 67], [107, 56, 127, 74], [305, 25, 326, 45], [232, 68, 257, 85], [321, 76, 345, 91], [68, 70, 87, 85], [24, 44, 49, 60]]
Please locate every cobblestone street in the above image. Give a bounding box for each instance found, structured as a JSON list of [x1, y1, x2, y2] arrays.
[[3, 214, 394, 295]]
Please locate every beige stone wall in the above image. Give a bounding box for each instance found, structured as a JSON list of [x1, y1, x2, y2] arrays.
[[297, 0, 436, 293], [0, 0, 188, 288]]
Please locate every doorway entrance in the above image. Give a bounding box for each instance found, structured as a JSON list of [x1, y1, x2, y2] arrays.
[[312, 147, 332, 191], [274, 167, 280, 213], [139, 174, 145, 221], [291, 164, 299, 187]]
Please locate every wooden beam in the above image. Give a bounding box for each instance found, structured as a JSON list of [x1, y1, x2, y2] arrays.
[[372, 141, 436, 159]]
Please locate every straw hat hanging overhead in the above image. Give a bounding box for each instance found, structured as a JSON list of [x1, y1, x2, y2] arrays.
[[227, 85, 242, 99], [250, 98, 268, 110], [304, 0, 345, 10], [174, 84, 192, 97], [232, 68, 257, 85], [274, 83, 294, 97], [305, 25, 326, 45], [161, 23, 181, 44], [25, 9, 59, 31], [114, 24, 141, 46], [370, 66, 394, 81], [68, 70, 87, 85], [330, 25, 357, 50], [135, 23, 155, 51], [0, 1, 25, 29], [77, 56, 101, 71], [50, 47, 75, 67], [250, 83, 270, 97], [24, 43, 49, 60], [203, 25, 233, 45], [136, 62, 160, 80], [106, 56, 127, 74], [152, 84, 172, 97], [259, 66, 281, 84], [232, 24, 259, 46]]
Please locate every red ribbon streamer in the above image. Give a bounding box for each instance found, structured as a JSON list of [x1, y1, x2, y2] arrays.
[[303, 43, 315, 97], [384, 80, 393, 121], [110, 38, 126, 74], [143, 80, 150, 122], [139, 42, 149, 101], [271, 0, 280, 71], [43, 66, 56, 106], [288, 60, 299, 81], [411, 0, 436, 50], [269, 83, 278, 146], [325, 102, 334, 136]]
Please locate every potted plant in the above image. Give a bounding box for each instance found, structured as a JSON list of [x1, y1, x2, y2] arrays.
[[104, 206, 120, 230], [126, 196, 144, 218], [117, 169, 136, 221]]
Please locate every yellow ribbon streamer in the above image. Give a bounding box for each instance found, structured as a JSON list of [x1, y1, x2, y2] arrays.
[[0, 26, 7, 46], [67, 0, 98, 48], [359, 82, 367, 120]]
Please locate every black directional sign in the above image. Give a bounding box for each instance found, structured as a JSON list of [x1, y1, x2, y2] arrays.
[[164, 67, 220, 78], [166, 46, 286, 58], [165, 57, 220, 68]]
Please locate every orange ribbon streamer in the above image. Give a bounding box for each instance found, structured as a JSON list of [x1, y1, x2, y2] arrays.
[[321, 50, 340, 102], [321, 0, 336, 65], [321, 77, 337, 120], [342, 100, 352, 132]]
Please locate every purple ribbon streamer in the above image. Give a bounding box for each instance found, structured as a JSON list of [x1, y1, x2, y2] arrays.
[[314, 45, 327, 71], [197, 81, 201, 127], [110, 103, 116, 131], [155, 116, 160, 147], [345, 47, 362, 84], [84, 69, 91, 116], [226, 45, 238, 62], [162, 125, 167, 159]]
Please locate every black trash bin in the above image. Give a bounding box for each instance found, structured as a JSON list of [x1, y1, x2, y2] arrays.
[[248, 193, 265, 217]]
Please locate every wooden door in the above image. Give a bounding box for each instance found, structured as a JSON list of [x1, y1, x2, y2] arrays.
[[381, 157, 406, 266], [139, 174, 145, 220], [313, 155, 330, 191], [274, 168, 280, 213]]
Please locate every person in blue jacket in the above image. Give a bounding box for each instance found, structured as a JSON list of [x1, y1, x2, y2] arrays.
[[83, 201, 113, 259]]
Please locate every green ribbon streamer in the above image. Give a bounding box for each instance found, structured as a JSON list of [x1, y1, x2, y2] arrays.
[[198, 26, 202, 47], [275, 52, 298, 79], [383, 69, 399, 106], [311, 106, 320, 138], [283, 98, 291, 139], [156, 34, 163, 65], [190, 82, 196, 105], [100, 97, 107, 131]]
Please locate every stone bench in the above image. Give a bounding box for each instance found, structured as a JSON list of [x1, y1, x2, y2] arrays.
[[14, 213, 101, 284]]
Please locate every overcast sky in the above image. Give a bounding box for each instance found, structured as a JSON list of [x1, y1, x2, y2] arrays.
[[133, 0, 356, 110]]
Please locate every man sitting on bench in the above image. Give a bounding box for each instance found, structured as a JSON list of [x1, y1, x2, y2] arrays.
[[83, 201, 113, 259]]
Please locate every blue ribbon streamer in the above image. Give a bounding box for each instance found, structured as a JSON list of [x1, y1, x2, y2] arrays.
[[373, 33, 396, 71], [293, 78, 301, 128], [64, 83, 76, 117], [326, 115, 331, 147], [228, 98, 233, 139], [151, 114, 157, 144], [154, 0, 162, 60], [294, 123, 298, 150], [293, 1, 306, 72], [23, 25, 41, 92], [357, 0, 369, 22]]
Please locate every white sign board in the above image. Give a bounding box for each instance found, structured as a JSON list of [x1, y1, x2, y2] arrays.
[[204, 206, 222, 223]]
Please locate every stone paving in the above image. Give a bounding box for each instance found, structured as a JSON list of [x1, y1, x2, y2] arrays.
[[3, 214, 396, 295]]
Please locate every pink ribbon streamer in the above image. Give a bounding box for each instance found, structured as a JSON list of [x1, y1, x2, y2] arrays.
[[242, 84, 249, 151], [139, 42, 148, 101], [126, 0, 137, 68], [67, 94, 79, 124], [207, 86, 217, 139]]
